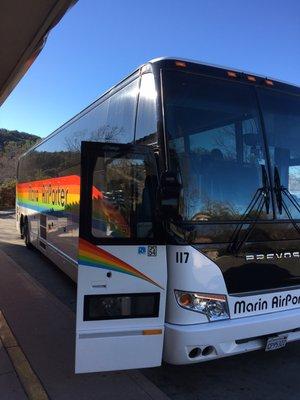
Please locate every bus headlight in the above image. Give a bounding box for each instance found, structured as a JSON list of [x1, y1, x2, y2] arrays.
[[174, 290, 229, 321]]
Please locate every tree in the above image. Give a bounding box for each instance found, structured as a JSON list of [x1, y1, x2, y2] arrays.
[[0, 129, 40, 208]]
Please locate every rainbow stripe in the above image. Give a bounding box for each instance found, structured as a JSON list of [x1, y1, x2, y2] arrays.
[[78, 238, 163, 289], [16, 175, 103, 212], [16, 175, 129, 235], [17, 175, 81, 212]]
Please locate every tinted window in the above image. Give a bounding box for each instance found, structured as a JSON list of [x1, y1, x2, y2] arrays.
[[18, 79, 139, 183], [259, 89, 300, 219], [91, 152, 156, 239], [189, 123, 237, 159], [135, 73, 158, 146], [107, 80, 138, 144], [163, 70, 268, 222]]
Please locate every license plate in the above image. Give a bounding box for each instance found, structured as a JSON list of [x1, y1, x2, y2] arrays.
[[265, 335, 287, 352]]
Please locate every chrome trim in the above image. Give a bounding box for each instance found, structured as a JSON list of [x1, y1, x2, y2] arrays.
[[39, 237, 77, 266]]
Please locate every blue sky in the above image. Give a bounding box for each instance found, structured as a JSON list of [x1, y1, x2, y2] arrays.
[[1, 0, 300, 137]]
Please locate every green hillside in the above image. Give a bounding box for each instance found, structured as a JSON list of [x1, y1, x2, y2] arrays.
[[0, 129, 41, 208], [0, 129, 39, 150]]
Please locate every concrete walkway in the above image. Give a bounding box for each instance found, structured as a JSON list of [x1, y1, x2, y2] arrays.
[[0, 247, 169, 400], [0, 337, 27, 400]]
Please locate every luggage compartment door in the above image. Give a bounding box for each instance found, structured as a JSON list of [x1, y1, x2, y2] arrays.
[[75, 141, 167, 373]]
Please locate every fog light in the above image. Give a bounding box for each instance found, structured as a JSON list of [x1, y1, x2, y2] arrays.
[[175, 290, 229, 322]]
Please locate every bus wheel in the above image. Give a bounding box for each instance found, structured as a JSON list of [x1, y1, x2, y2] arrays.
[[24, 219, 33, 249]]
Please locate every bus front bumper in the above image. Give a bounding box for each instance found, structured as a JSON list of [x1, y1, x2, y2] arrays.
[[163, 308, 300, 364]]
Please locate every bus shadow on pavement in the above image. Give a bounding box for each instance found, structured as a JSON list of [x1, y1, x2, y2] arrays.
[[143, 341, 300, 400], [0, 239, 77, 313]]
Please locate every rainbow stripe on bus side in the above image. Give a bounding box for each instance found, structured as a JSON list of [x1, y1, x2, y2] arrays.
[[16, 175, 82, 213], [78, 238, 163, 289], [16, 174, 130, 239]]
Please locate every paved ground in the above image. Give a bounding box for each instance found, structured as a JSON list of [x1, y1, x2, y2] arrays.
[[0, 336, 27, 400], [1, 211, 300, 399], [0, 211, 168, 400]]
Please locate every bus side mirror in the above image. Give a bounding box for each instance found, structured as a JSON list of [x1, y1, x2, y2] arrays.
[[159, 172, 181, 217]]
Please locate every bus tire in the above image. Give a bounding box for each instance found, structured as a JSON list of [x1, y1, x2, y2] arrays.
[[24, 219, 33, 249]]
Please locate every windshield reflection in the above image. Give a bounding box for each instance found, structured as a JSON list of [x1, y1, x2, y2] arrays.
[[164, 70, 269, 222], [258, 89, 300, 220]]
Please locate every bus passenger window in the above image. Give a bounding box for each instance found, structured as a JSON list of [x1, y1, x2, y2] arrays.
[[135, 73, 158, 146], [106, 79, 139, 144], [91, 154, 155, 239]]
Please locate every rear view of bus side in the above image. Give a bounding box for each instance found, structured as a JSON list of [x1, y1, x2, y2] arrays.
[[16, 58, 300, 373]]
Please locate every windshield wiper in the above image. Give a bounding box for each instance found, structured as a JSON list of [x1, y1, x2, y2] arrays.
[[228, 165, 270, 254], [274, 166, 300, 235]]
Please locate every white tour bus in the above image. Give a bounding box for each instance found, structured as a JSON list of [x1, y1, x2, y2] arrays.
[[16, 58, 300, 373]]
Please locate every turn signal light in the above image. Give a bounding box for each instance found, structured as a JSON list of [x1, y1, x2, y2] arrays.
[[178, 293, 193, 306]]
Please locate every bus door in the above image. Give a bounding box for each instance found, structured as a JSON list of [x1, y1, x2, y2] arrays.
[[75, 141, 167, 373]]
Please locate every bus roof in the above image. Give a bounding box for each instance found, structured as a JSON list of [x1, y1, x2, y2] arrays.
[[148, 57, 300, 89], [21, 57, 300, 158]]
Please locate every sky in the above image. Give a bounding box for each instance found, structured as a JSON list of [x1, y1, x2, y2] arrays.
[[1, 0, 300, 138]]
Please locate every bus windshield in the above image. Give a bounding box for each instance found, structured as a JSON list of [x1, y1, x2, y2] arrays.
[[163, 70, 300, 223], [163, 70, 269, 222]]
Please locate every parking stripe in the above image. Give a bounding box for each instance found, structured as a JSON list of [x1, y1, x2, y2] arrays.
[[0, 310, 49, 400]]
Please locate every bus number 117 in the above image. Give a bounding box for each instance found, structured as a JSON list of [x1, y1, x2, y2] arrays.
[[176, 252, 189, 264]]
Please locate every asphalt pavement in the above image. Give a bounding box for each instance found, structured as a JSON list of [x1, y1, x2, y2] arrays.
[[1, 211, 300, 399]]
